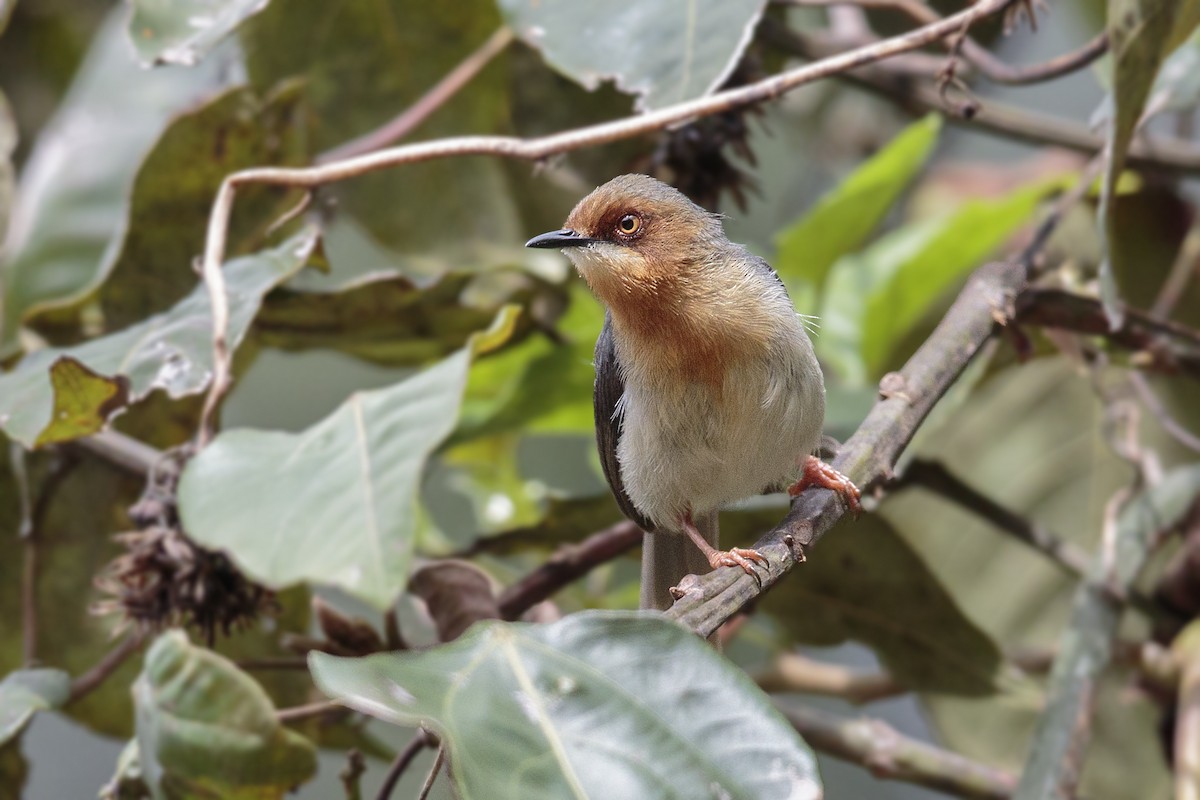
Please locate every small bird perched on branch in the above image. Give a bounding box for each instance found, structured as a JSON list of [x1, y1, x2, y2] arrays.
[[527, 174, 859, 610]]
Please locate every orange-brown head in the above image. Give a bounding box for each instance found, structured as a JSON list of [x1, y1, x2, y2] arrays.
[[527, 174, 788, 388]]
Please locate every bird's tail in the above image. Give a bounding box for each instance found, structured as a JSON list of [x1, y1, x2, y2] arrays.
[[640, 510, 718, 611]]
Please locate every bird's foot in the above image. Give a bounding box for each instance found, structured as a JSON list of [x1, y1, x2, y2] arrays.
[[789, 455, 862, 516], [707, 547, 768, 576]]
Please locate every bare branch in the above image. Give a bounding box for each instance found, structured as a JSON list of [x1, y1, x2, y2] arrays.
[[498, 520, 643, 620], [319, 27, 515, 164], [1129, 372, 1200, 454], [69, 632, 145, 704], [892, 459, 1091, 578], [194, 0, 1023, 446], [776, 703, 1018, 800], [753, 653, 906, 704], [1015, 289, 1200, 380], [779, 0, 1107, 85], [376, 730, 435, 800], [761, 22, 1200, 175], [276, 700, 344, 724]]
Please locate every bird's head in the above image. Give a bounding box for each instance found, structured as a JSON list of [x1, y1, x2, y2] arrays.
[[525, 174, 726, 306]]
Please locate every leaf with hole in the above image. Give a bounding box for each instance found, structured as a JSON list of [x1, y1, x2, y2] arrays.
[[128, 0, 272, 66], [311, 610, 822, 800], [0, 230, 317, 448]]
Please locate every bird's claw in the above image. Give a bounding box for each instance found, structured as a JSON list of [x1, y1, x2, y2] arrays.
[[789, 456, 862, 518], [709, 547, 768, 586]]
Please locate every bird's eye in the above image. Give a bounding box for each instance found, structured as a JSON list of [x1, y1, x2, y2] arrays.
[[617, 214, 641, 236]]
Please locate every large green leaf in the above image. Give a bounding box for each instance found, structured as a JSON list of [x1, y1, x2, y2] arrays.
[[311, 611, 822, 800], [819, 178, 1063, 383], [750, 512, 1007, 695], [0, 230, 317, 447], [0, 668, 70, 746], [134, 630, 316, 799], [178, 308, 519, 610], [773, 114, 941, 295], [1099, 0, 1200, 321], [0, 8, 228, 352], [128, 0, 271, 67], [498, 0, 766, 111]]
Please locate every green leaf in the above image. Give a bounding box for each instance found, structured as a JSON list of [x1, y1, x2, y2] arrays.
[[751, 513, 1007, 695], [128, 0, 272, 67], [311, 610, 822, 800], [34, 358, 130, 446], [0, 230, 317, 448], [498, 0, 766, 111], [818, 178, 1063, 383], [178, 308, 520, 610], [134, 630, 316, 799], [1099, 0, 1200, 322], [774, 114, 941, 294], [0, 8, 228, 353], [0, 668, 70, 746]]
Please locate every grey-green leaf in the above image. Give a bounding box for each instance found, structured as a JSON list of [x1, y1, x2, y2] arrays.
[[753, 513, 1007, 695], [0, 230, 317, 447], [0, 8, 228, 353], [128, 0, 271, 67], [0, 669, 70, 746], [774, 114, 941, 295], [311, 610, 822, 800], [178, 309, 519, 610], [134, 630, 316, 799], [498, 0, 767, 111]]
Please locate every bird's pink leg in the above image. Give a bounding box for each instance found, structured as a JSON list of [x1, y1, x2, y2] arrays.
[[788, 455, 862, 515], [680, 511, 767, 576]]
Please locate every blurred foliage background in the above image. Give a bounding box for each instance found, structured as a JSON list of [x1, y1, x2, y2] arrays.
[[2, 0, 1200, 798]]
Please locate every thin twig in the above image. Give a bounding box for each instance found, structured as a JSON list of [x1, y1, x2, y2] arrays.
[[892, 459, 1092, 578], [318, 27, 515, 164], [68, 632, 145, 704], [72, 430, 163, 477], [194, 0, 1022, 447], [761, 21, 1200, 175], [753, 653, 906, 704], [276, 700, 344, 723], [341, 749, 366, 800], [1015, 289, 1200, 380], [1151, 221, 1200, 320], [416, 747, 445, 800], [236, 656, 311, 670], [497, 520, 643, 620], [1129, 371, 1200, 454], [376, 730, 434, 800], [779, 0, 1107, 85], [776, 703, 1018, 800]]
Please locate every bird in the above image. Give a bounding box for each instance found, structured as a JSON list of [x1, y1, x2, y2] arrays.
[[526, 174, 860, 610]]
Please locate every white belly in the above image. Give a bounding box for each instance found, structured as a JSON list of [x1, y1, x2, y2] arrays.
[[616, 338, 824, 529]]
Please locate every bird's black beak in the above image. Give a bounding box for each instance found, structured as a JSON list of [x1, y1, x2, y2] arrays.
[[525, 228, 596, 249]]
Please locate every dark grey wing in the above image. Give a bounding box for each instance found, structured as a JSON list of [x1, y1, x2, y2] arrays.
[[594, 313, 655, 532]]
